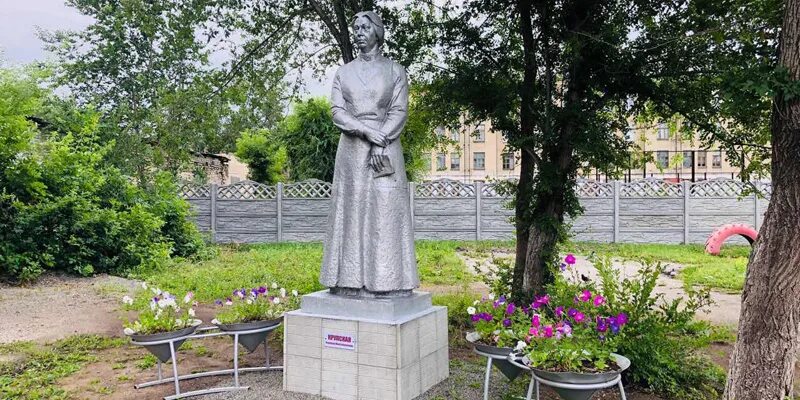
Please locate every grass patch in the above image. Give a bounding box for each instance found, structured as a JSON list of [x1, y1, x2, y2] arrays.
[[0, 335, 125, 400], [138, 241, 475, 302], [565, 242, 751, 292]]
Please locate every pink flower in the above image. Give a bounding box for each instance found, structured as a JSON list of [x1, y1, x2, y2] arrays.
[[529, 326, 539, 336], [565, 254, 577, 265], [543, 325, 554, 338], [574, 312, 586, 323], [532, 295, 550, 309], [579, 290, 592, 302], [531, 314, 541, 328], [593, 295, 605, 307]]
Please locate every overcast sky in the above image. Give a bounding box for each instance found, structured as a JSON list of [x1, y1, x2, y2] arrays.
[[0, 0, 331, 97]]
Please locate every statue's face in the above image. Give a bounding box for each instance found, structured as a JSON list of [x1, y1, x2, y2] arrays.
[[353, 16, 379, 52]]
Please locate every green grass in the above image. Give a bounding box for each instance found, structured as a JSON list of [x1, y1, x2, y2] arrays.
[[138, 241, 475, 302], [0, 335, 126, 400], [565, 242, 751, 292]]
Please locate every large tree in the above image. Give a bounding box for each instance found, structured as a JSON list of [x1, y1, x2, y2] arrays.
[[723, 0, 800, 397]]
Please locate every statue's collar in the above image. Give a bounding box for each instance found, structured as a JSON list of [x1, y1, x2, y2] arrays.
[[357, 48, 382, 62]]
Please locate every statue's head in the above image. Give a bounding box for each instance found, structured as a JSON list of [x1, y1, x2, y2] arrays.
[[352, 11, 384, 52]]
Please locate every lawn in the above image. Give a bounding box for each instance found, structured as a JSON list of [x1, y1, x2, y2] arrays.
[[139, 241, 475, 303], [564, 242, 751, 292]]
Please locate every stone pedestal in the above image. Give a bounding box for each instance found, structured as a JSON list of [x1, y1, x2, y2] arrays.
[[282, 290, 449, 400]]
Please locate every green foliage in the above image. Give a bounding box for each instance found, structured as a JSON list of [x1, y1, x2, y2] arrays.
[[279, 98, 342, 182], [235, 129, 287, 184], [0, 335, 125, 400], [214, 286, 300, 324], [0, 68, 204, 282], [586, 257, 726, 399]]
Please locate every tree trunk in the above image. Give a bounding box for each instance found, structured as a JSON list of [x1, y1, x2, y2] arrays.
[[723, 1, 800, 398], [512, 0, 539, 297]]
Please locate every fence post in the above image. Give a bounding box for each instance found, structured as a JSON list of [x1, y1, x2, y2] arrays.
[[409, 182, 416, 234], [210, 183, 218, 243], [682, 180, 690, 244], [475, 181, 483, 241], [613, 181, 620, 243], [753, 188, 759, 231], [276, 182, 283, 242]]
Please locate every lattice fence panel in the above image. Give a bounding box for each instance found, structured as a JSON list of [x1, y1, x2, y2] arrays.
[[179, 184, 211, 199], [576, 181, 613, 198], [757, 181, 773, 200], [689, 179, 747, 197], [283, 179, 332, 198], [217, 180, 277, 200], [620, 179, 682, 197], [415, 179, 475, 197]]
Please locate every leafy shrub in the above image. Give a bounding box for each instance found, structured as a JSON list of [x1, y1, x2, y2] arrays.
[[558, 256, 726, 399], [0, 68, 203, 282]]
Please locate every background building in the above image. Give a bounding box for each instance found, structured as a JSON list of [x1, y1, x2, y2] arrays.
[[422, 120, 748, 183]]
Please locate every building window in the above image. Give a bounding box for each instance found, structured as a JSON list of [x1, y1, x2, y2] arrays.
[[502, 153, 515, 170], [450, 153, 460, 170], [473, 152, 485, 170], [697, 151, 707, 167], [656, 122, 669, 140], [436, 153, 446, 170], [434, 126, 445, 137], [712, 151, 722, 168], [450, 129, 460, 141], [656, 151, 669, 168], [474, 124, 485, 142], [682, 151, 693, 168]]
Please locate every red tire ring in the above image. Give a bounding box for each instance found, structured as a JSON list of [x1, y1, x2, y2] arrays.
[[705, 224, 758, 255]]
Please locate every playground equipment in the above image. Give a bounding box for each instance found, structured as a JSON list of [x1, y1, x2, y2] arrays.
[[705, 224, 758, 255]]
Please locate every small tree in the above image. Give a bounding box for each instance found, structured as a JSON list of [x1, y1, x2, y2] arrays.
[[235, 130, 287, 184], [280, 98, 341, 182]]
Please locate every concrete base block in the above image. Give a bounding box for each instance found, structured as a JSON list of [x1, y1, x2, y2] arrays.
[[283, 291, 449, 400]]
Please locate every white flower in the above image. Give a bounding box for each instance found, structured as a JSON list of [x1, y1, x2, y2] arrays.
[[488, 293, 495, 300], [272, 297, 281, 304], [183, 292, 194, 304], [155, 308, 163, 320], [271, 282, 278, 289], [465, 332, 480, 342], [188, 308, 195, 317], [141, 282, 148, 290], [149, 301, 156, 311], [467, 306, 476, 315], [473, 300, 480, 306], [246, 299, 253, 304], [123, 327, 136, 335], [122, 295, 133, 305], [211, 318, 220, 325], [514, 341, 527, 352], [291, 290, 299, 297], [151, 287, 160, 295], [158, 297, 177, 309], [225, 299, 233, 306], [280, 288, 287, 298]]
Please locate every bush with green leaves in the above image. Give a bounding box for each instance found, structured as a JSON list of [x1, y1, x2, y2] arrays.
[[0, 67, 204, 282], [549, 255, 725, 399]]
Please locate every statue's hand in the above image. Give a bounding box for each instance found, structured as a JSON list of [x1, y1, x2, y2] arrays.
[[363, 127, 389, 147]]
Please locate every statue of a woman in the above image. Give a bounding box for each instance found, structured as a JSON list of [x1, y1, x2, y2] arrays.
[[320, 11, 418, 297]]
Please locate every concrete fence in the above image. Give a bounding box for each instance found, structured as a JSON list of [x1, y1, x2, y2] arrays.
[[180, 178, 771, 245]]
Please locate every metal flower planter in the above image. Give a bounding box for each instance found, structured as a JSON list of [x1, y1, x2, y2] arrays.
[[521, 353, 631, 400], [473, 343, 523, 381], [217, 318, 282, 353], [128, 325, 199, 363]]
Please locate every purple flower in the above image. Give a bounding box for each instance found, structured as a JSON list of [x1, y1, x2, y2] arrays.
[[531, 314, 541, 328], [555, 306, 564, 318], [562, 324, 573, 336], [492, 301, 500, 309], [567, 308, 578, 318], [565, 254, 577, 265], [251, 288, 259, 297], [597, 317, 609, 332], [498, 295, 507, 304], [610, 324, 620, 334], [506, 303, 516, 315], [503, 318, 512, 327], [560, 262, 567, 271], [481, 313, 493, 322], [579, 290, 592, 302], [593, 295, 605, 307], [471, 315, 480, 322], [214, 299, 223, 306], [532, 295, 550, 309], [258, 286, 267, 294], [616, 312, 628, 326]]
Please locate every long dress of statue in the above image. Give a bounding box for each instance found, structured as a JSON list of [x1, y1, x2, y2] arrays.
[[320, 11, 419, 296]]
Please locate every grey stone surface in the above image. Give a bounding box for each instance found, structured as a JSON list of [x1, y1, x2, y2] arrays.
[[298, 290, 432, 323]]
